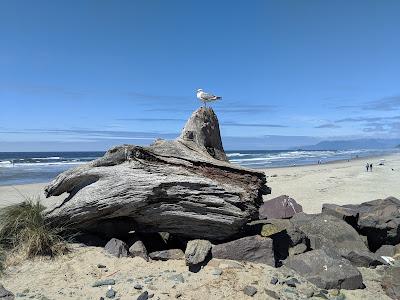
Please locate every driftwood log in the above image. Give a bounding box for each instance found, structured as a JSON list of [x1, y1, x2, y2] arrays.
[[44, 107, 270, 241]]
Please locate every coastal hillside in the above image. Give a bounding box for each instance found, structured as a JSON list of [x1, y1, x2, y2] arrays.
[[299, 138, 400, 150]]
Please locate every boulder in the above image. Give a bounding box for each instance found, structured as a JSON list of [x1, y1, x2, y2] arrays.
[[323, 197, 400, 251], [104, 238, 128, 258], [0, 284, 14, 300], [289, 243, 307, 256], [284, 249, 364, 290], [376, 245, 399, 258], [185, 239, 212, 270], [290, 213, 382, 267], [211, 235, 275, 266], [382, 266, 400, 299], [129, 240, 149, 261], [149, 249, 184, 261], [44, 108, 270, 241], [246, 218, 306, 264], [259, 195, 302, 220], [247, 219, 305, 246], [322, 203, 359, 227]]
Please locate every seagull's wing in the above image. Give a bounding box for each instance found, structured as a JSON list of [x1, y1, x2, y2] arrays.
[[201, 92, 217, 100]]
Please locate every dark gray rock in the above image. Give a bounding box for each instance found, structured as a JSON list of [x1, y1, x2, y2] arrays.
[[0, 284, 14, 300], [211, 235, 275, 266], [264, 289, 280, 299], [243, 285, 257, 297], [285, 278, 299, 287], [285, 249, 364, 290], [105, 288, 116, 299], [289, 243, 307, 256], [290, 213, 383, 267], [97, 264, 107, 268], [376, 245, 398, 257], [149, 249, 184, 261], [185, 239, 212, 270], [129, 240, 149, 261], [259, 195, 303, 219], [322, 203, 359, 227], [104, 238, 128, 258], [44, 108, 270, 242], [323, 197, 400, 251], [137, 291, 149, 300], [134, 284, 143, 290], [270, 277, 278, 285], [382, 266, 400, 300], [92, 279, 115, 287]]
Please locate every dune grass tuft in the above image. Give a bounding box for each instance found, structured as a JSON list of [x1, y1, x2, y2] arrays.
[[0, 200, 69, 267]]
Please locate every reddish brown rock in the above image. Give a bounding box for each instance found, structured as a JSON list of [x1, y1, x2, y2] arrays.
[[259, 195, 303, 220]]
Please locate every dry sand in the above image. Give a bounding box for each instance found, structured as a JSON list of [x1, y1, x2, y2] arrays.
[[262, 153, 400, 213], [1, 245, 390, 300], [1, 153, 399, 299]]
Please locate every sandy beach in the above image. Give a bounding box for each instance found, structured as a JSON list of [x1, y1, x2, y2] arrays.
[[2, 153, 399, 213], [0, 153, 399, 299], [263, 153, 400, 213], [0, 244, 390, 300]]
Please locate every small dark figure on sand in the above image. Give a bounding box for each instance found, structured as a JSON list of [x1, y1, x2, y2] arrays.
[[370, 163, 373, 172], [366, 163, 369, 172]]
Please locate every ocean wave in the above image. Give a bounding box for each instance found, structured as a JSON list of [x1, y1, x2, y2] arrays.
[[31, 156, 61, 160], [0, 161, 86, 168], [0, 161, 13, 168]]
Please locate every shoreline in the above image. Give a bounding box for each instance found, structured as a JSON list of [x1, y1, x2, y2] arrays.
[[1, 152, 399, 213], [1, 150, 398, 187]]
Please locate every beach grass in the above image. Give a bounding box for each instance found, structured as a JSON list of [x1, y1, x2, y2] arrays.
[[0, 199, 68, 272]]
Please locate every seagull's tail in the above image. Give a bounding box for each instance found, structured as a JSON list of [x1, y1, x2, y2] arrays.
[[215, 96, 222, 100]]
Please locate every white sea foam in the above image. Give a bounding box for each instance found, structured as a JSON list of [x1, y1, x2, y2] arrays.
[[4, 162, 86, 168], [0, 161, 13, 168]]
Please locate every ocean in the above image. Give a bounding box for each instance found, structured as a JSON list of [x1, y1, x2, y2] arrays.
[[0, 149, 397, 186]]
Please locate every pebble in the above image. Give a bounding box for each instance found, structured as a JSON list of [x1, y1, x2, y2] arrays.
[[331, 294, 346, 300], [97, 264, 107, 268], [301, 287, 314, 298], [330, 289, 340, 296], [144, 278, 153, 284], [106, 288, 116, 299], [175, 292, 182, 298], [313, 291, 329, 299], [137, 291, 149, 300], [270, 277, 279, 285], [211, 268, 223, 276], [134, 284, 143, 290], [92, 279, 116, 287], [148, 293, 154, 298], [264, 289, 280, 299], [243, 285, 257, 297], [168, 274, 185, 284], [285, 278, 299, 287], [16, 293, 27, 297]]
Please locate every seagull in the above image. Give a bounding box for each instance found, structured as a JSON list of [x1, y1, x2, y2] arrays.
[[196, 89, 221, 107]]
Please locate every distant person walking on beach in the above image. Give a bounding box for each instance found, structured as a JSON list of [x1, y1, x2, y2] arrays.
[[370, 163, 373, 172], [366, 163, 369, 172]]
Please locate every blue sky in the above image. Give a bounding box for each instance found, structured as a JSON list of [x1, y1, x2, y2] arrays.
[[1, 0, 399, 151]]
